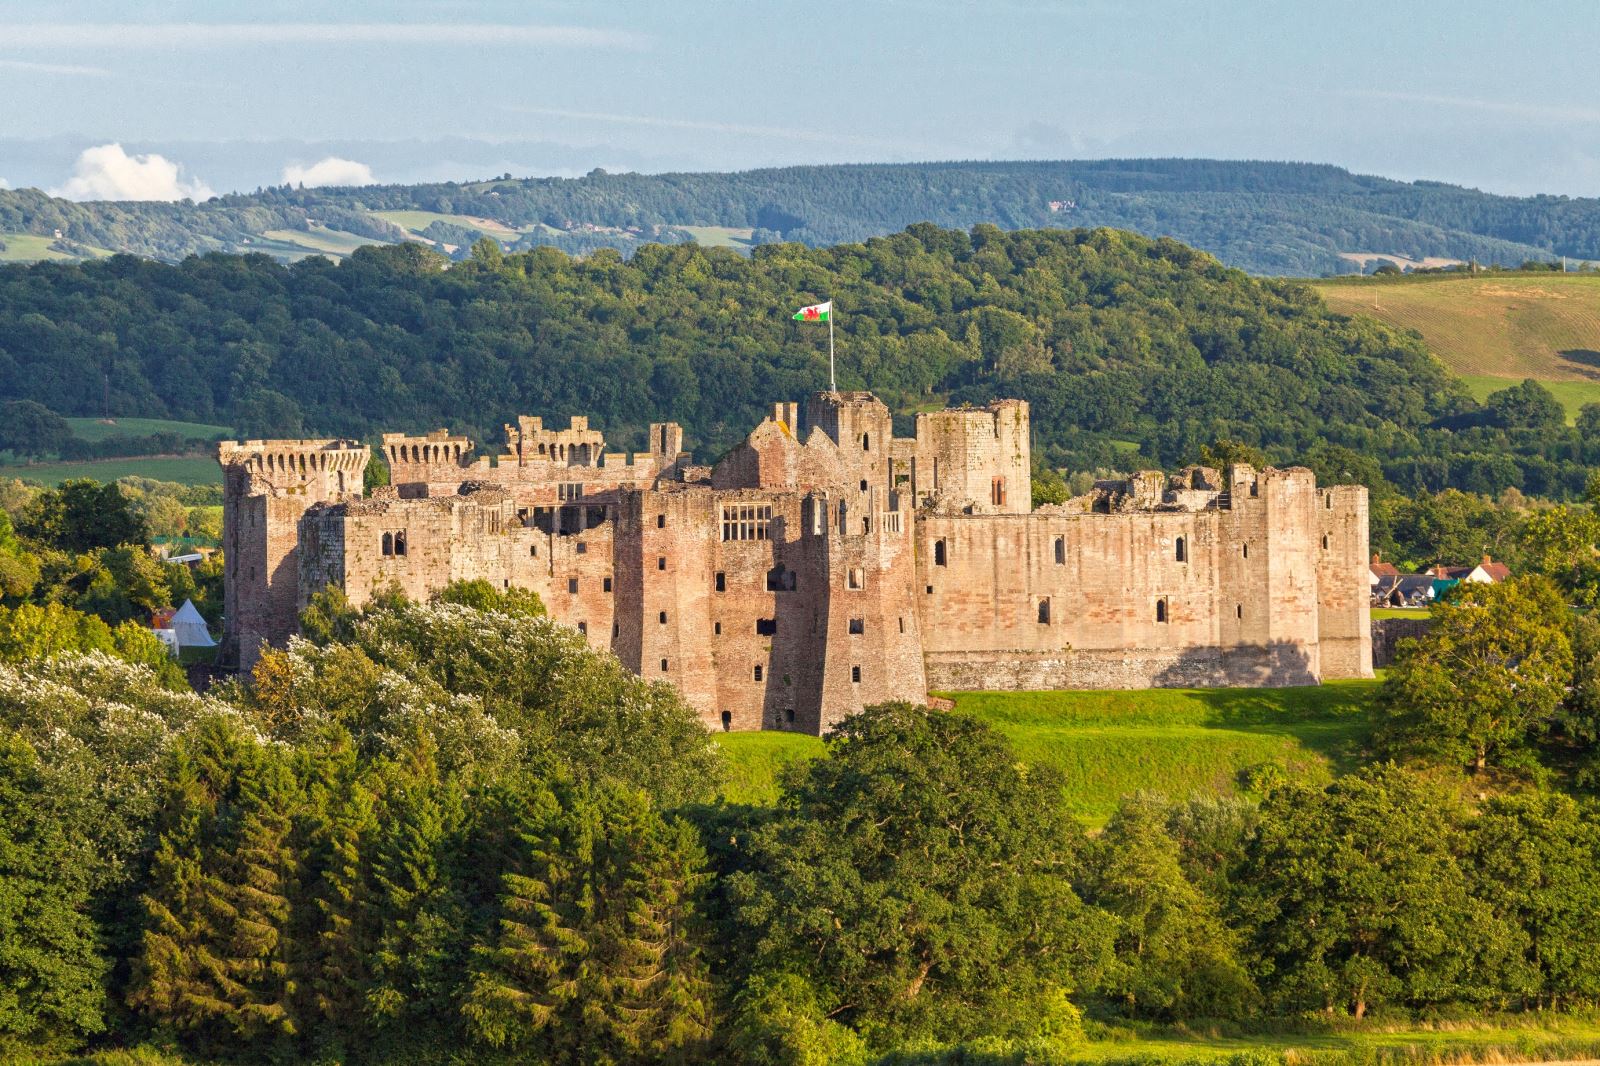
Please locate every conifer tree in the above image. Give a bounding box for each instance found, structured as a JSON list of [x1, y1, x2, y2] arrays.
[[364, 741, 468, 1036], [462, 781, 594, 1054], [129, 717, 301, 1052], [587, 788, 714, 1063], [292, 731, 378, 1050]]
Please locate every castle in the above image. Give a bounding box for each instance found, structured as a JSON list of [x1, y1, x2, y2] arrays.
[[219, 392, 1372, 735]]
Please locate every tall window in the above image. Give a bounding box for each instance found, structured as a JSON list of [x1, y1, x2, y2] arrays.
[[1156, 599, 1168, 623], [934, 539, 947, 566], [1054, 537, 1065, 564], [991, 476, 1006, 507], [1175, 536, 1186, 563], [558, 482, 584, 501], [721, 504, 772, 541], [1037, 598, 1051, 624]]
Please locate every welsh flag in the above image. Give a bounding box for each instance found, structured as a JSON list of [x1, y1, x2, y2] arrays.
[[792, 300, 831, 323]]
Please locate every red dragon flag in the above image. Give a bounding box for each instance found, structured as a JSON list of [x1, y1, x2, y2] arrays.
[[791, 300, 831, 322]]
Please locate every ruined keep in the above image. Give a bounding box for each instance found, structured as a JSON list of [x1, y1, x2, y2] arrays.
[[219, 392, 1372, 735]]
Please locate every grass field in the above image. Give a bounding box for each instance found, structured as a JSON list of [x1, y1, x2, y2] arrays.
[[55, 1015, 1600, 1066], [678, 224, 757, 249], [0, 456, 221, 486], [715, 682, 1378, 822], [259, 225, 384, 258], [63, 417, 231, 443], [1312, 273, 1600, 420], [1458, 373, 1600, 421], [0, 232, 113, 262], [372, 209, 524, 240]]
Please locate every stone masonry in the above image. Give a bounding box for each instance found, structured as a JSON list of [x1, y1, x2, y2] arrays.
[[219, 393, 1373, 734]]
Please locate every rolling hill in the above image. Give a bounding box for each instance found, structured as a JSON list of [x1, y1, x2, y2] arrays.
[[1312, 271, 1600, 419], [4, 158, 1599, 275]]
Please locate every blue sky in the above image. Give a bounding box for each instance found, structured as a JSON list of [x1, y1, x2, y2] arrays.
[[3, 0, 1599, 197]]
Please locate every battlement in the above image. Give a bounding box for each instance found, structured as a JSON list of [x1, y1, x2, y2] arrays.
[[221, 390, 1372, 721]]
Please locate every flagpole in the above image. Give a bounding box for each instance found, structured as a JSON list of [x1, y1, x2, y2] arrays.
[[828, 299, 836, 392]]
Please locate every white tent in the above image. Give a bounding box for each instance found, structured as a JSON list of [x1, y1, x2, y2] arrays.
[[170, 599, 217, 649]]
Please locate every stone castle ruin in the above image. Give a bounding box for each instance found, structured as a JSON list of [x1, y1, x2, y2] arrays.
[[220, 392, 1372, 735]]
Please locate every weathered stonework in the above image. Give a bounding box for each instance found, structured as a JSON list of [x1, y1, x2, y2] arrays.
[[220, 392, 1373, 733]]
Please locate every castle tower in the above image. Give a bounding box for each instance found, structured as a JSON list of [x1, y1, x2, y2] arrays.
[[218, 439, 370, 672]]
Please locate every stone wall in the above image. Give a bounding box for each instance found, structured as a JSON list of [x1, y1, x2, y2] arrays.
[[1371, 616, 1431, 668], [225, 390, 1373, 733]]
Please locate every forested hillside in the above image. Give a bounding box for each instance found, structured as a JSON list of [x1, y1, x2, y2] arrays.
[[3, 225, 1595, 499], [5, 158, 1599, 275]]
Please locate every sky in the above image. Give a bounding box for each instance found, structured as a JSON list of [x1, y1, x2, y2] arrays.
[[3, 0, 1600, 199]]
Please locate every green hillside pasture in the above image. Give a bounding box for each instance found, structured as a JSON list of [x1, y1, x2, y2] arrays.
[[1, 455, 221, 486], [259, 225, 386, 258], [372, 209, 524, 240], [64, 417, 230, 443], [679, 225, 757, 249], [0, 232, 112, 262], [1459, 373, 1600, 422], [1312, 272, 1600, 385], [714, 681, 1378, 821]]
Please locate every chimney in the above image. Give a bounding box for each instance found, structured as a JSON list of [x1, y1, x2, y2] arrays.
[[1482, 554, 1492, 565], [1371, 552, 1381, 565]]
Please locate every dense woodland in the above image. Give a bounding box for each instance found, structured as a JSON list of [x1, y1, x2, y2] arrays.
[[4, 560, 1600, 1064], [1, 225, 1596, 502], [8, 159, 1600, 274]]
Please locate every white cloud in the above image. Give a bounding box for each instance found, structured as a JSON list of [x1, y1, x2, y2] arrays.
[[50, 143, 214, 202], [0, 22, 642, 50], [0, 177, 9, 189], [281, 157, 375, 188], [0, 58, 110, 77]]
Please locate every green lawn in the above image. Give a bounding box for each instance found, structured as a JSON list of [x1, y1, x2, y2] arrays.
[[64, 417, 231, 443], [716, 682, 1378, 823], [1, 456, 221, 486], [55, 1015, 1600, 1066], [1372, 607, 1430, 620], [372, 209, 524, 240]]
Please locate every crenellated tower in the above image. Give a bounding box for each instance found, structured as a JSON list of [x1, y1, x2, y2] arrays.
[[218, 439, 370, 671]]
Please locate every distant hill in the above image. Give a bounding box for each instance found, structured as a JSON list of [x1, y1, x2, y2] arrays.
[[3, 223, 1598, 500], [4, 158, 1600, 275], [1312, 271, 1600, 419]]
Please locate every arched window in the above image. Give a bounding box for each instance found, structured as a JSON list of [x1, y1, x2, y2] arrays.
[[1037, 598, 1051, 624], [1054, 537, 1065, 565], [394, 532, 407, 556], [1156, 599, 1168, 623], [1322, 534, 1330, 550], [381, 532, 393, 556], [862, 432, 870, 451], [720, 711, 732, 731], [1175, 536, 1187, 563], [934, 539, 947, 566]]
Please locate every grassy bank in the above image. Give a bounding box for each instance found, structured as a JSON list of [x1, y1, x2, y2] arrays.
[[0, 455, 221, 486], [715, 681, 1379, 822]]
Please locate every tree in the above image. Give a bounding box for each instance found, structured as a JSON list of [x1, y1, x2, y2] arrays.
[[728, 703, 1111, 1046], [0, 400, 72, 459], [18, 479, 148, 554], [129, 718, 301, 1052], [463, 779, 714, 1061], [1237, 766, 1519, 1018], [1083, 795, 1257, 1020], [1380, 576, 1573, 772], [0, 732, 108, 1057], [1486, 379, 1565, 431], [1517, 505, 1600, 606], [1031, 465, 1071, 508], [1465, 791, 1600, 1008]]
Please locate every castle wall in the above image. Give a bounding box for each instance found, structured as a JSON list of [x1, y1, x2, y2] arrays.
[[227, 391, 1373, 734]]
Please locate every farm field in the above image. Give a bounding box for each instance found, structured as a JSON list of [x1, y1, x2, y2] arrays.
[[0, 455, 222, 486], [715, 681, 1378, 822], [1312, 272, 1600, 419], [0, 232, 112, 262], [63, 417, 231, 443], [259, 225, 383, 258], [678, 224, 757, 249], [373, 209, 524, 240]]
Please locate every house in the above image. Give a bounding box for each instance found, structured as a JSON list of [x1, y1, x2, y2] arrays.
[[1369, 553, 1400, 585], [1428, 555, 1511, 584]]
